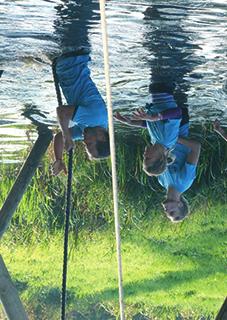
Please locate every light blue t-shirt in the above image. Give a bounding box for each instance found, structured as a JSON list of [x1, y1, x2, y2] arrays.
[[146, 93, 181, 149], [56, 54, 108, 141], [158, 123, 197, 193]]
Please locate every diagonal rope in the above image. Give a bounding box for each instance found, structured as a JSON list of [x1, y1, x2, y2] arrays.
[[99, 1, 125, 319], [52, 61, 73, 320], [52, 60, 63, 107]]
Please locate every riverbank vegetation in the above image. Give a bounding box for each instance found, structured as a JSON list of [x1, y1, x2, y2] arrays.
[[0, 125, 226, 319]]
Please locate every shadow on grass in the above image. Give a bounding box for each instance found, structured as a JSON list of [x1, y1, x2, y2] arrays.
[[14, 278, 29, 293], [128, 226, 226, 267], [83, 267, 224, 305], [77, 228, 226, 318], [26, 286, 74, 319], [26, 286, 116, 320]]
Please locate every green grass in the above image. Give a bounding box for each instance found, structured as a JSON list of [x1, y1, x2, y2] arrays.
[[0, 126, 227, 319], [1, 204, 226, 319], [1, 125, 226, 238]]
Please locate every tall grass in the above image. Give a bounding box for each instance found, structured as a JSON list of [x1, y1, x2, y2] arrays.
[[0, 124, 227, 243]]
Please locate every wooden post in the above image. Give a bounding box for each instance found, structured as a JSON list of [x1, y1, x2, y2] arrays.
[[216, 297, 227, 320], [0, 128, 53, 239], [0, 255, 28, 320]]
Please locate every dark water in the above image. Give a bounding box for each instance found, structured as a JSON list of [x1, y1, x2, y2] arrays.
[[0, 0, 227, 162]]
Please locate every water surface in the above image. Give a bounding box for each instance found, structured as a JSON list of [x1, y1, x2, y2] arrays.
[[0, 0, 226, 162]]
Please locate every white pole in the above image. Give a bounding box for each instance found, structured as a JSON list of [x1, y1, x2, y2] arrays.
[[99, 1, 125, 319]]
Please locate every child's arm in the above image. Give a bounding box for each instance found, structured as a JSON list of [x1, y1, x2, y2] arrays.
[[213, 119, 227, 142], [114, 106, 182, 128], [131, 107, 182, 122], [177, 138, 201, 165], [114, 112, 146, 128]]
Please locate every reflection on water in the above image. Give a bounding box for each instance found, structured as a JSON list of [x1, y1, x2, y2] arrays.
[[0, 2, 226, 318], [0, 0, 226, 163], [53, 0, 100, 51], [143, 4, 203, 109]]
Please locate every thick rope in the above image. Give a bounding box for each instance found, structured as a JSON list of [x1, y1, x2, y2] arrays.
[[99, 1, 125, 319], [52, 60, 63, 107], [52, 61, 73, 320], [61, 148, 73, 320]]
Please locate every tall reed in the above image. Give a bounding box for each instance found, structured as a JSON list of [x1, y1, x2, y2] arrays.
[[1, 125, 226, 242]]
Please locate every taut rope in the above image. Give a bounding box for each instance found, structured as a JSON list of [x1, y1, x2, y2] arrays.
[[52, 61, 73, 320], [61, 148, 73, 320], [99, 1, 125, 319]]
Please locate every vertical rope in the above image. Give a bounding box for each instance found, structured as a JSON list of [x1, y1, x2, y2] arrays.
[[61, 148, 73, 320], [52, 60, 73, 320], [99, 1, 125, 319]]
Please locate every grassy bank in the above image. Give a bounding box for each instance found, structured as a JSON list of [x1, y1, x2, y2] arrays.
[[1, 125, 227, 239], [1, 207, 226, 319], [0, 126, 226, 319]]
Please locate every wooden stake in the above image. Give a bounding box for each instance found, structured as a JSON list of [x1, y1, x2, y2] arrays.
[[216, 297, 227, 320], [0, 255, 28, 320], [0, 128, 53, 239]]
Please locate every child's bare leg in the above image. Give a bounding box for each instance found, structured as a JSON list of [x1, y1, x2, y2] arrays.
[[54, 131, 64, 161], [57, 106, 75, 137], [52, 132, 67, 176], [57, 106, 75, 150]]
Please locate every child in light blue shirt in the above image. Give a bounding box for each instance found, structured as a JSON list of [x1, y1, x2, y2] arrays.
[[55, 53, 108, 141], [52, 50, 110, 176], [159, 122, 201, 222], [146, 93, 182, 149], [115, 83, 182, 176]]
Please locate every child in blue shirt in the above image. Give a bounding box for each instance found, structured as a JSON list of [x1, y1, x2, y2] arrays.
[[52, 50, 110, 176], [114, 83, 182, 176], [159, 120, 201, 222]]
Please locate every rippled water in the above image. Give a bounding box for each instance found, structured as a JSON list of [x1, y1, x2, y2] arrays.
[[0, 0, 227, 162]]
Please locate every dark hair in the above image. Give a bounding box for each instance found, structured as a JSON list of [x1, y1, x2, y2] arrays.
[[93, 130, 110, 159], [96, 139, 110, 158]]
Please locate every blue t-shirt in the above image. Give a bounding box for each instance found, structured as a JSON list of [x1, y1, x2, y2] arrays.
[[146, 93, 181, 149], [158, 124, 197, 193], [179, 123, 189, 138], [56, 54, 108, 141]]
